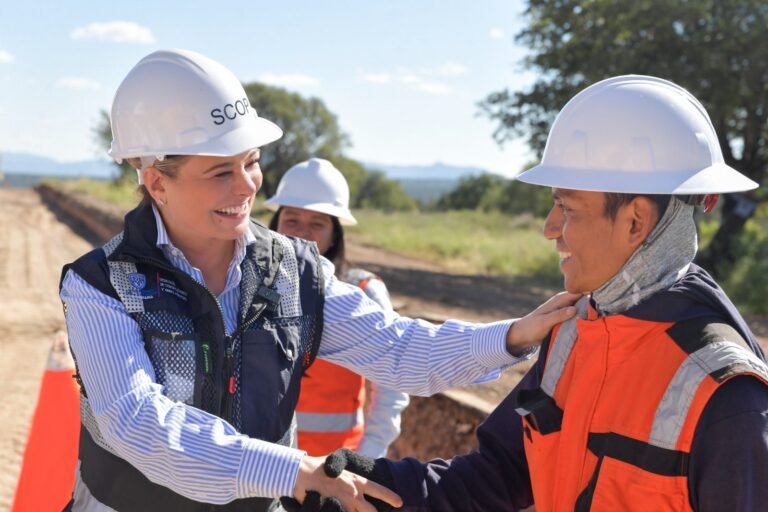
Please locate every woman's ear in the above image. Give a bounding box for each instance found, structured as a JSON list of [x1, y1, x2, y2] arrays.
[[142, 167, 167, 205], [628, 196, 660, 247]]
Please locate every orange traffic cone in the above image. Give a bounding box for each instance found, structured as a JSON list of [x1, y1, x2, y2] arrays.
[[12, 331, 80, 512]]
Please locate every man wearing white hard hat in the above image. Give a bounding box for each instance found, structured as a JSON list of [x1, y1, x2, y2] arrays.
[[331, 76, 768, 511], [58, 49, 579, 511]]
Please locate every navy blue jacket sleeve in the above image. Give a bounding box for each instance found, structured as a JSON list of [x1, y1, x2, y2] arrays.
[[385, 358, 544, 511], [688, 375, 768, 512]]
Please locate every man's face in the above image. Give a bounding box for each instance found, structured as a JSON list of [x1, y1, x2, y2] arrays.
[[544, 188, 640, 294]]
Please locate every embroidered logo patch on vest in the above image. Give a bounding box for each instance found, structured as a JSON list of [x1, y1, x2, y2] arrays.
[[128, 272, 146, 291]]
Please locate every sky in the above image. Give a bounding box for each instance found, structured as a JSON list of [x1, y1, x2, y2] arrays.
[[0, 1, 537, 177]]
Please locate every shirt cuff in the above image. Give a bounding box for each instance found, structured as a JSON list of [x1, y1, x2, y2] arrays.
[[470, 319, 537, 368], [237, 439, 305, 499]]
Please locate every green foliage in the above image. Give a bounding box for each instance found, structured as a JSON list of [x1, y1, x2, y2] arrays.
[[331, 157, 417, 211], [709, 217, 768, 314], [480, 0, 768, 277], [353, 172, 418, 211], [243, 82, 349, 197], [44, 177, 140, 208], [437, 174, 506, 210], [481, 0, 768, 176], [93, 110, 136, 184], [435, 174, 552, 216]]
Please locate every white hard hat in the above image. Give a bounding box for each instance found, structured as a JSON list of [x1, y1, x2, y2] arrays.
[[109, 49, 282, 172], [263, 158, 357, 225], [517, 75, 758, 194]]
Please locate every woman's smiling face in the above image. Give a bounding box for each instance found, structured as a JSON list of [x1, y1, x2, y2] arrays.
[[146, 149, 262, 251]]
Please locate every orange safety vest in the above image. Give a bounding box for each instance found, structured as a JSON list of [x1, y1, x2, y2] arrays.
[[518, 307, 768, 511], [295, 271, 382, 456]]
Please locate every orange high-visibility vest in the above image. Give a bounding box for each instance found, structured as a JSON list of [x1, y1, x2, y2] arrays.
[[518, 308, 768, 511], [296, 359, 367, 455], [295, 270, 382, 456]]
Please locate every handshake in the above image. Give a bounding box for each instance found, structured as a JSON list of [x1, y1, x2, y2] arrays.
[[281, 448, 397, 512]]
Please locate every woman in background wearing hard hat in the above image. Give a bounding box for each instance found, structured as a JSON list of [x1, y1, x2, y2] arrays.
[[265, 158, 410, 460], [59, 48, 579, 512]]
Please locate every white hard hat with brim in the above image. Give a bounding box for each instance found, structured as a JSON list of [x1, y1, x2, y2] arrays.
[[516, 75, 759, 195]]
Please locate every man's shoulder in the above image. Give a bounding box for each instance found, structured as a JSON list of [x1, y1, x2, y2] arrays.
[[704, 375, 768, 421]]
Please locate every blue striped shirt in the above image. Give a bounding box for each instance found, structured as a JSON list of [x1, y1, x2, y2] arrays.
[[60, 206, 527, 505]]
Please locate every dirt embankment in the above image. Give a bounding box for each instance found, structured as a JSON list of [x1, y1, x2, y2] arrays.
[[0, 187, 93, 510]]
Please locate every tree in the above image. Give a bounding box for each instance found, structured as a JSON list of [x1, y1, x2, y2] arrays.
[[353, 170, 418, 211], [436, 174, 507, 210], [435, 173, 552, 216], [480, 0, 768, 277], [243, 82, 349, 197], [94, 110, 135, 184]]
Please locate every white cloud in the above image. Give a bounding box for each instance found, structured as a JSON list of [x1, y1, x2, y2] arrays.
[[438, 62, 468, 76], [70, 21, 155, 44], [489, 27, 506, 40], [359, 73, 391, 84], [358, 66, 457, 95], [398, 73, 422, 84], [256, 73, 320, 88], [56, 77, 102, 90], [0, 49, 15, 63], [417, 82, 452, 95]]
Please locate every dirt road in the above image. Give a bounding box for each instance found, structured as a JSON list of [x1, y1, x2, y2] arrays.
[[0, 188, 92, 510]]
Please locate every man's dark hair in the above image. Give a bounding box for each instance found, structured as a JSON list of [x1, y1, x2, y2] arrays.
[[269, 207, 347, 277], [603, 193, 671, 220]]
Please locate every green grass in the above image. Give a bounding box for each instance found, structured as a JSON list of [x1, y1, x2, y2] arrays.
[[45, 178, 141, 208], [341, 209, 560, 279], [53, 179, 560, 280]]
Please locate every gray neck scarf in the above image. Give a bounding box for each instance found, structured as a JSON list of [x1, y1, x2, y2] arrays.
[[592, 196, 697, 315], [541, 197, 697, 396]]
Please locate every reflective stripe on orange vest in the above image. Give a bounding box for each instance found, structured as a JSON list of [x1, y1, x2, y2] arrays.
[[296, 269, 384, 456], [296, 409, 365, 433], [517, 311, 768, 511], [651, 338, 768, 449]]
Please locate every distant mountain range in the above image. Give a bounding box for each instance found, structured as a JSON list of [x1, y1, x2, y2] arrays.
[[1, 151, 490, 180], [363, 162, 495, 203], [1, 151, 116, 178], [0, 151, 491, 202], [364, 161, 489, 181]]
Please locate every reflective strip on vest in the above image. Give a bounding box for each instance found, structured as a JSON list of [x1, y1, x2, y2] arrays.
[[296, 408, 364, 433], [650, 340, 768, 449], [516, 297, 589, 416], [515, 296, 589, 420]]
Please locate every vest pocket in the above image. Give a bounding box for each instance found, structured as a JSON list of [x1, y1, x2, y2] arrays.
[[588, 457, 686, 511], [241, 328, 300, 440], [144, 330, 199, 405]]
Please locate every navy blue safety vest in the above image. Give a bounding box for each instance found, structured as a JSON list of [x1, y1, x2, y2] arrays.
[[61, 201, 324, 511]]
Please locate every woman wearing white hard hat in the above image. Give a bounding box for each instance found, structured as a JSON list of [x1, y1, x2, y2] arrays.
[[59, 48, 579, 511], [265, 158, 410, 461]]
